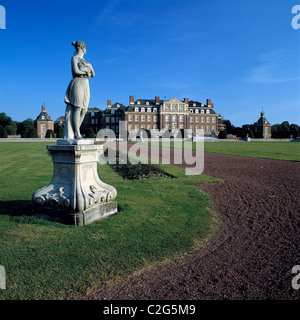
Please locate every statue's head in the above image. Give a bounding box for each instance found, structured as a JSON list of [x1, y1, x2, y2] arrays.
[[72, 41, 87, 55]]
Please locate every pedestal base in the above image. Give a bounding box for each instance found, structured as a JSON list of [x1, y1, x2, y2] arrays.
[[35, 201, 118, 226], [73, 201, 118, 226], [32, 143, 118, 226]]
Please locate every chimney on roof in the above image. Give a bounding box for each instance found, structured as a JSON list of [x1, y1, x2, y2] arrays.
[[107, 99, 112, 108], [206, 99, 211, 106], [130, 96, 134, 105], [42, 105, 46, 112], [155, 96, 160, 105], [184, 98, 189, 105], [211, 103, 214, 109]]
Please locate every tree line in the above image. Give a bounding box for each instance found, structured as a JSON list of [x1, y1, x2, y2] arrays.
[[0, 113, 65, 138], [219, 120, 300, 139]]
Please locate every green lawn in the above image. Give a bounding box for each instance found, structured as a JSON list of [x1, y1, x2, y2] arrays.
[[0, 143, 220, 300], [204, 141, 300, 161], [146, 140, 300, 161]]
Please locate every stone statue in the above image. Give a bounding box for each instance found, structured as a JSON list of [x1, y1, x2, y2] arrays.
[[63, 41, 95, 140]]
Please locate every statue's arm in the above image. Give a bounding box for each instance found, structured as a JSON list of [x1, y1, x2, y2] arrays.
[[71, 57, 88, 76]]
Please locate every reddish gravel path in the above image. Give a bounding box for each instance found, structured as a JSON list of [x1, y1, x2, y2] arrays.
[[85, 148, 300, 300]]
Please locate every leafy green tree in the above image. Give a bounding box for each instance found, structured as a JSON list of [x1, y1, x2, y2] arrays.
[[5, 122, 17, 135], [26, 127, 38, 138], [289, 124, 299, 138], [218, 130, 227, 139], [222, 120, 234, 134], [0, 127, 8, 138]]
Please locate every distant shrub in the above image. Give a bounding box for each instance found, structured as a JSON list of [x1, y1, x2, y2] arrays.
[[45, 129, 55, 138], [56, 127, 64, 138], [218, 130, 227, 139], [85, 127, 95, 138]]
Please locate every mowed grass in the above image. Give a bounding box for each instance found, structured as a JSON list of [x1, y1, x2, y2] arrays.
[[204, 141, 300, 161], [146, 140, 300, 161], [0, 142, 221, 300]]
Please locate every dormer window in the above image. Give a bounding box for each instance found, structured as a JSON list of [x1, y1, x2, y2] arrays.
[[193, 103, 196, 107], [146, 101, 149, 105], [137, 101, 141, 105], [201, 110, 205, 114], [41, 116, 45, 120], [147, 108, 151, 112], [195, 109, 199, 114], [206, 110, 210, 114], [111, 110, 115, 114], [141, 107, 145, 112], [134, 107, 139, 112], [153, 108, 157, 112], [117, 104, 120, 108], [189, 109, 193, 113]]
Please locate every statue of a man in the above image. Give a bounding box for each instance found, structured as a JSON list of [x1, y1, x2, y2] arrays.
[[63, 41, 95, 140]]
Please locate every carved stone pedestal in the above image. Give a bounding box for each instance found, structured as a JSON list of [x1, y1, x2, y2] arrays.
[[32, 143, 117, 226]]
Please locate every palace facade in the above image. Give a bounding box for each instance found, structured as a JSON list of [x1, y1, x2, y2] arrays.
[[77, 95, 225, 137]]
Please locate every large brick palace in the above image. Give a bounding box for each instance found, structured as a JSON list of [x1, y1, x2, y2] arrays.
[[82, 96, 225, 137]]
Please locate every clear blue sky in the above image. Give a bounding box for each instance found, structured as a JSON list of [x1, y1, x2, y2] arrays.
[[0, 0, 299, 127]]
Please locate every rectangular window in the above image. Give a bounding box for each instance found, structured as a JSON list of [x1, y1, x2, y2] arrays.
[[180, 116, 184, 122], [206, 117, 210, 123], [154, 115, 158, 122], [135, 115, 139, 121], [128, 115, 133, 121], [106, 116, 110, 123], [147, 115, 152, 122], [190, 117, 194, 122], [201, 116, 205, 123], [111, 117, 115, 123], [195, 116, 199, 122], [165, 115, 170, 122], [141, 115, 145, 122], [172, 115, 177, 122]]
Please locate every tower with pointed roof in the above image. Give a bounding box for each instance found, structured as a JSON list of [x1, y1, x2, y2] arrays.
[[34, 103, 54, 138], [252, 110, 272, 139]]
